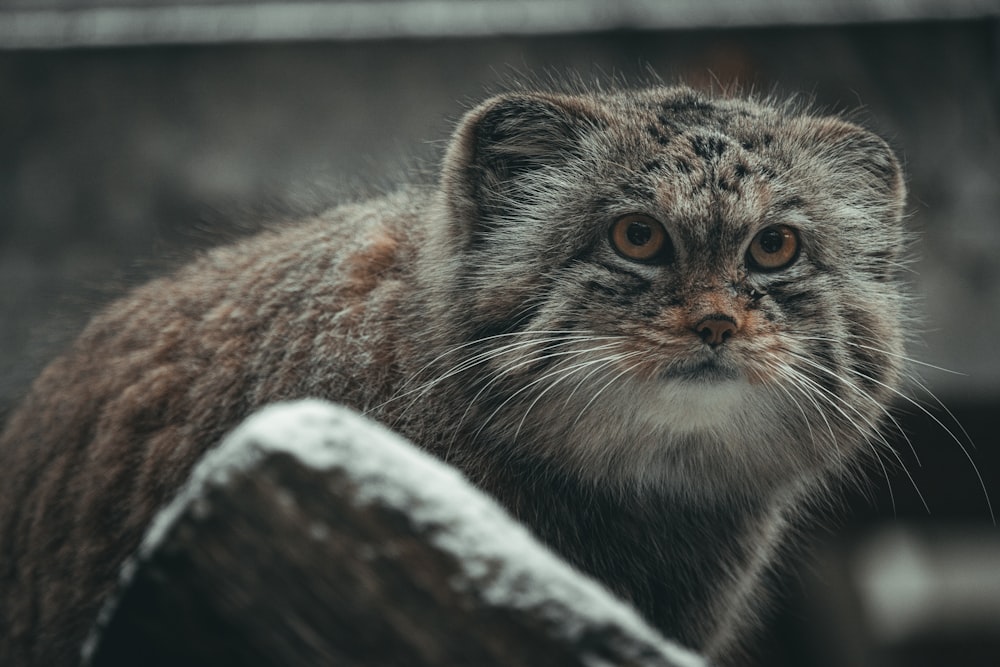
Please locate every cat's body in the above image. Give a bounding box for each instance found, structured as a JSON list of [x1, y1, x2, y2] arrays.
[[0, 85, 907, 666]]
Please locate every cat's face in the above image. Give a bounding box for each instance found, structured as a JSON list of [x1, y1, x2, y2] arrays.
[[437, 87, 908, 498]]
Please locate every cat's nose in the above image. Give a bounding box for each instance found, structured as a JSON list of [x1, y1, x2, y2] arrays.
[[694, 315, 738, 347]]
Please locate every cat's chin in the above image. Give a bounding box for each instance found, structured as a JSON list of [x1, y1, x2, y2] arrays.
[[627, 354, 773, 439], [663, 358, 742, 384], [652, 375, 754, 435], [551, 363, 824, 499]]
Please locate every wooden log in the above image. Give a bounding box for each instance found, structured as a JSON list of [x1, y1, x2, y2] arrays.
[[82, 400, 703, 667]]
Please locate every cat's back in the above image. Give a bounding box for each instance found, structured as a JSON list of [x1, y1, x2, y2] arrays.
[[0, 191, 423, 666]]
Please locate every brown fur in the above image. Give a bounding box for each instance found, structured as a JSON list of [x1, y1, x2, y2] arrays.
[[1, 85, 909, 666]]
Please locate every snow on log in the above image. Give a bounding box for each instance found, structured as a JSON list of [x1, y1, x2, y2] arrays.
[[83, 400, 704, 667]]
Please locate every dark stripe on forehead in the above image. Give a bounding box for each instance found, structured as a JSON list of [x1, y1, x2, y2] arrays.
[[647, 124, 670, 146], [661, 92, 714, 114], [690, 135, 729, 160], [642, 158, 664, 173], [738, 131, 776, 154], [619, 181, 655, 201], [773, 197, 804, 212], [656, 113, 682, 135]]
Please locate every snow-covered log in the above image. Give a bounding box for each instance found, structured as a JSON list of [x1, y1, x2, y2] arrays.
[[82, 400, 704, 667]]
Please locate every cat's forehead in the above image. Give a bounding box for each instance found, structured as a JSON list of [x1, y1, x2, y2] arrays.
[[593, 90, 791, 242], [595, 86, 779, 138]]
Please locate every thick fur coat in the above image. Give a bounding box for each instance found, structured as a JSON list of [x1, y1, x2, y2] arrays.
[[0, 85, 908, 665]]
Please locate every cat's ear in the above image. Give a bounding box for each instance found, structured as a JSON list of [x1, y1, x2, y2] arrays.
[[796, 117, 907, 221], [441, 93, 597, 230]]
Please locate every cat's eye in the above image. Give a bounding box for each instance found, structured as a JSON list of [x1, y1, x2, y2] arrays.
[[610, 214, 672, 263], [747, 225, 800, 272]]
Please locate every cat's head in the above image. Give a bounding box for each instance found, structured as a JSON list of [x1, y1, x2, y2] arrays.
[[432, 86, 909, 499]]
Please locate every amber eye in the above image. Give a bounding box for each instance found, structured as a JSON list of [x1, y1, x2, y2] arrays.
[[610, 214, 671, 263], [747, 225, 800, 271]]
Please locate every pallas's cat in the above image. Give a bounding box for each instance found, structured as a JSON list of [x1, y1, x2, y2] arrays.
[[0, 85, 910, 665]]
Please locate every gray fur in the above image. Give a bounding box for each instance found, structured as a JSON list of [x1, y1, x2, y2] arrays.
[[0, 85, 908, 666]]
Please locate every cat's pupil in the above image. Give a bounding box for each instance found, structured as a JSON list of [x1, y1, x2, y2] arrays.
[[759, 229, 783, 253], [627, 222, 652, 246]]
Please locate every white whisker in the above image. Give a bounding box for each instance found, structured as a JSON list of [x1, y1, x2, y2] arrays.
[[783, 360, 903, 513], [904, 372, 976, 452], [375, 333, 613, 424], [561, 352, 637, 408], [793, 345, 922, 465], [571, 356, 646, 429], [828, 358, 994, 525], [458, 340, 624, 442], [511, 348, 634, 444], [368, 329, 596, 411], [471, 344, 635, 444], [797, 335, 967, 376], [757, 359, 820, 455], [786, 352, 931, 515]]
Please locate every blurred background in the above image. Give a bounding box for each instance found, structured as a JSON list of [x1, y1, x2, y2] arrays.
[[1, 1, 998, 664]]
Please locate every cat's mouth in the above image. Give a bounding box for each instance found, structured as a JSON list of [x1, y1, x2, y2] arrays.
[[666, 357, 741, 383]]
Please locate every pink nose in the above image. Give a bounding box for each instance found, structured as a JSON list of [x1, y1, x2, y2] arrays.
[[694, 315, 738, 347]]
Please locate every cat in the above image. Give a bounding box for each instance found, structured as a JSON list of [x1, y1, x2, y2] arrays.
[[0, 84, 909, 666]]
